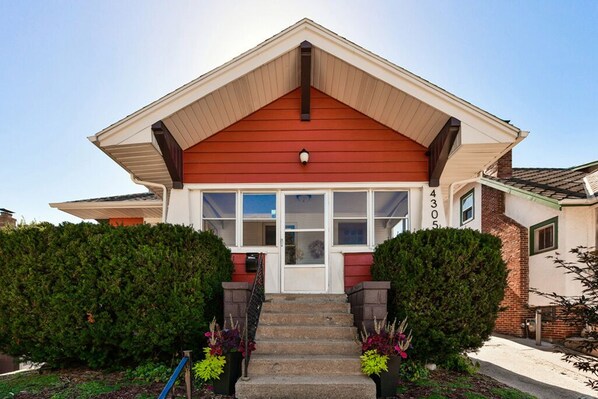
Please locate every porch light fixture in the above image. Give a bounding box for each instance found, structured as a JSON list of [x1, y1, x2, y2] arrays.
[[299, 148, 310, 165]]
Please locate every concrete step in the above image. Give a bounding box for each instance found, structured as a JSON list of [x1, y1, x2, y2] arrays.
[[248, 354, 363, 376], [235, 375, 376, 399], [266, 294, 348, 303], [259, 311, 354, 327], [256, 339, 361, 356], [262, 301, 350, 314], [256, 325, 357, 340]]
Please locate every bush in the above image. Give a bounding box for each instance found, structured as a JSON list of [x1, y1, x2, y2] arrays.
[[442, 353, 479, 375], [371, 228, 507, 363], [0, 222, 233, 369]]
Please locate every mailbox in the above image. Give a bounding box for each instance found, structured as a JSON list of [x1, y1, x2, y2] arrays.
[[245, 253, 259, 273]]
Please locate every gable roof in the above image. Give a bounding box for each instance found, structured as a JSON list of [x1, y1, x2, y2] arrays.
[[89, 18, 526, 192], [482, 164, 598, 208], [50, 192, 162, 220]]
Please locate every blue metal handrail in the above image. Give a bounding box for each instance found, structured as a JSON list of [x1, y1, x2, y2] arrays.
[[158, 350, 193, 399]]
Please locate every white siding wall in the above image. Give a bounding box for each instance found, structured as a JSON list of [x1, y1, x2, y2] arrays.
[[505, 195, 594, 306], [451, 183, 481, 230]]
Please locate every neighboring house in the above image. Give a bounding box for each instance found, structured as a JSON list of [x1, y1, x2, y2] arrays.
[[51, 18, 526, 295], [451, 155, 598, 340], [0, 208, 16, 228]]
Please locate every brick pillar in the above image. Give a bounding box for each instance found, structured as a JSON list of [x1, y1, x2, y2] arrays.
[[222, 282, 251, 329], [347, 281, 390, 332], [497, 150, 512, 179], [482, 185, 529, 337], [485, 150, 512, 179]]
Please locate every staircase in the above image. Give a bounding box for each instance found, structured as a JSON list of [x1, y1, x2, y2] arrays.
[[235, 294, 376, 399]]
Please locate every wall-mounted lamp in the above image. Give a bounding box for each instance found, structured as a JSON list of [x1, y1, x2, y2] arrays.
[[299, 148, 310, 165]]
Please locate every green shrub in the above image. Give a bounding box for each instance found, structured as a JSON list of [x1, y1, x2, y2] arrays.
[[372, 228, 507, 363], [125, 362, 173, 383], [442, 353, 479, 375], [0, 222, 233, 369], [399, 359, 429, 383]]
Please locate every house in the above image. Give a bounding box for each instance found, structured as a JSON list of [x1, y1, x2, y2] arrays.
[[51, 18, 527, 296], [450, 157, 598, 340]]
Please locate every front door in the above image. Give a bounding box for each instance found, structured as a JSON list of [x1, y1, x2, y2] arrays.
[[281, 192, 327, 293]]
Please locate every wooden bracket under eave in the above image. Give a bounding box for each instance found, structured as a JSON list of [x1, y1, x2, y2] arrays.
[[300, 40, 312, 121], [428, 117, 461, 187], [152, 121, 184, 189]]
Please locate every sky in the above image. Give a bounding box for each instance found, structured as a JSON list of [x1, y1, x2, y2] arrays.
[[1, 0, 597, 224]]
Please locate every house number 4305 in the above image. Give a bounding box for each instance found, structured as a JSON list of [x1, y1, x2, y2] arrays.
[[429, 189, 440, 228]]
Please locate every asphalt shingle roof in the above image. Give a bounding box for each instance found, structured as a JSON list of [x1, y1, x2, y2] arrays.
[[484, 168, 590, 201], [67, 192, 160, 204]]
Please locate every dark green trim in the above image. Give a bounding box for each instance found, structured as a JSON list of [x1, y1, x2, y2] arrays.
[[460, 188, 475, 226], [480, 177, 561, 210], [529, 216, 558, 256]]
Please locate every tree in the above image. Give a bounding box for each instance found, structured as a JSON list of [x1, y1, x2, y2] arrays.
[[531, 247, 598, 390]]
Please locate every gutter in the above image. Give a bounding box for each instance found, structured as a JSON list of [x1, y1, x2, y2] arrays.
[[480, 177, 561, 210], [130, 174, 168, 223]]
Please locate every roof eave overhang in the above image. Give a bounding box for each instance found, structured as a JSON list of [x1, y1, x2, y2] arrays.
[[480, 176, 562, 210], [87, 19, 525, 188], [50, 199, 163, 220]]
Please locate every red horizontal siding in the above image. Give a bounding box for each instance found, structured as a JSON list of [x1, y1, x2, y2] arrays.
[[109, 218, 144, 226], [344, 253, 374, 292], [183, 88, 428, 184], [231, 253, 256, 284]]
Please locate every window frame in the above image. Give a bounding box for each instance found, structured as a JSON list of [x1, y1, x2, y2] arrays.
[[372, 190, 410, 246], [460, 188, 475, 226], [332, 190, 368, 246], [201, 191, 237, 247], [530, 217, 558, 256], [241, 192, 277, 247]]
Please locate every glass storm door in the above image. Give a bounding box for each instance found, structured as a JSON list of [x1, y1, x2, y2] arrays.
[[281, 193, 327, 293]]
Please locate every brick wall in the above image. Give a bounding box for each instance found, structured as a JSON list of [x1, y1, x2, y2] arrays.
[[482, 168, 582, 340], [482, 185, 529, 337], [0, 209, 16, 227]]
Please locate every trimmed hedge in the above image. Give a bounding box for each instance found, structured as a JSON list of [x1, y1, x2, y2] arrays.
[[0, 222, 233, 369], [371, 228, 507, 363]]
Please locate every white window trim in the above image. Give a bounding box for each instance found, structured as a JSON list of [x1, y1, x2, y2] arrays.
[[197, 186, 416, 251], [460, 189, 475, 226]]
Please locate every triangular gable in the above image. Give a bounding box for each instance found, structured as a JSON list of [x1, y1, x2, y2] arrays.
[[88, 18, 527, 191]]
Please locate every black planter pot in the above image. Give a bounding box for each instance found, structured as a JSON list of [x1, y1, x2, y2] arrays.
[[370, 356, 401, 398], [213, 352, 243, 395]]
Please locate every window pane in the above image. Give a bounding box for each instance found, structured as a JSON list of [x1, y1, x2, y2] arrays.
[[285, 194, 324, 230], [243, 193, 276, 219], [285, 231, 325, 265], [203, 193, 236, 218], [375, 192, 408, 218], [334, 220, 367, 245], [334, 192, 366, 217], [462, 193, 473, 210], [203, 220, 236, 246], [243, 221, 276, 246], [374, 218, 408, 245], [537, 225, 554, 251]]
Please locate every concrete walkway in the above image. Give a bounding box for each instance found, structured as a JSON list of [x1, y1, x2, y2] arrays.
[[469, 335, 597, 399]]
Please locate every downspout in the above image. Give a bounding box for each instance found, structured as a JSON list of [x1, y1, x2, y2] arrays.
[[130, 174, 168, 223], [448, 174, 482, 227]]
